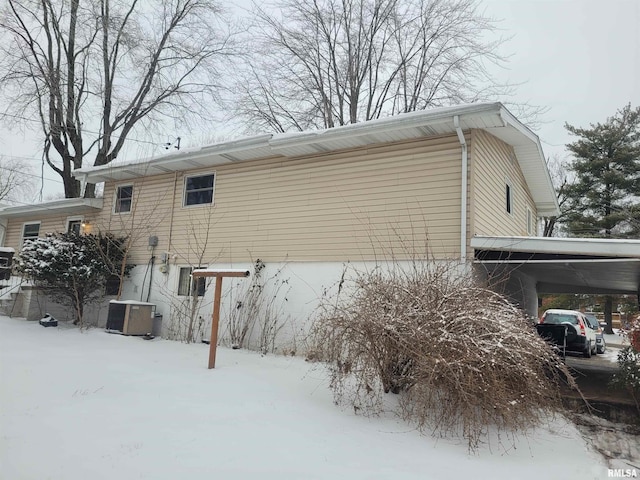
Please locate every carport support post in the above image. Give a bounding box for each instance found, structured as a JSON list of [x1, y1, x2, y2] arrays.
[[192, 269, 251, 369]]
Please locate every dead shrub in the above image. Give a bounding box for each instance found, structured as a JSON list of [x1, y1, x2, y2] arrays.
[[309, 261, 577, 450]]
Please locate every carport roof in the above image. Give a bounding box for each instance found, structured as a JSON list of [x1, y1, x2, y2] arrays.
[[471, 235, 640, 295]]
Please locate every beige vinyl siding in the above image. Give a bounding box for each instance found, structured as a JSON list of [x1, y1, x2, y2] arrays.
[[3, 213, 97, 251], [99, 135, 464, 264], [471, 130, 537, 237], [92, 176, 176, 265]]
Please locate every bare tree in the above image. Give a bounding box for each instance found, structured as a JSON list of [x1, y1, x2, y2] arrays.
[[542, 155, 570, 237], [233, 0, 516, 132], [0, 0, 238, 198], [0, 156, 35, 204]]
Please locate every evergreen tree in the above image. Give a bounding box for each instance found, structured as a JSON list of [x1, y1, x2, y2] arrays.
[[564, 104, 640, 238], [16, 232, 130, 328], [563, 104, 640, 333]]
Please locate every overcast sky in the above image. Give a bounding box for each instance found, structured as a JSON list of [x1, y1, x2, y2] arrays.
[[1, 0, 639, 202], [483, 0, 639, 158]]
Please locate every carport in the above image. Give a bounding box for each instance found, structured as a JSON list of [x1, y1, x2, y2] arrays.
[[470, 235, 640, 319]]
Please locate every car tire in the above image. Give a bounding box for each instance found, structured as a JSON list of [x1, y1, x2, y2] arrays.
[[597, 344, 606, 354], [583, 341, 592, 358]]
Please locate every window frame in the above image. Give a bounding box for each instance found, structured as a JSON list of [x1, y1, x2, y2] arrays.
[[21, 221, 41, 245], [114, 184, 134, 214], [66, 216, 83, 235], [177, 266, 206, 297], [105, 275, 121, 296], [526, 207, 534, 236], [505, 179, 513, 215], [183, 172, 216, 208]]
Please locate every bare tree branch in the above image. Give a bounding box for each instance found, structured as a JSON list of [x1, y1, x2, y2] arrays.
[[232, 0, 523, 133], [0, 156, 35, 204], [0, 0, 239, 198]]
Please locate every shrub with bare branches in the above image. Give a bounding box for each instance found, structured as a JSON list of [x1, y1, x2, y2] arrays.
[[222, 259, 291, 354], [309, 261, 577, 450]]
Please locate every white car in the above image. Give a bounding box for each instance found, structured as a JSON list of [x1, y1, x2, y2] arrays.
[[539, 309, 598, 358]]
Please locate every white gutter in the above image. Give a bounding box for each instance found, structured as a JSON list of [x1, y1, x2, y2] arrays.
[[454, 115, 468, 263]]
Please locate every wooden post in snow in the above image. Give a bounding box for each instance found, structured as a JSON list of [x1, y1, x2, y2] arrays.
[[192, 268, 250, 369]]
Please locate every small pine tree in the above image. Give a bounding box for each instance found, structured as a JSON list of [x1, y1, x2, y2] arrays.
[[16, 232, 130, 327]]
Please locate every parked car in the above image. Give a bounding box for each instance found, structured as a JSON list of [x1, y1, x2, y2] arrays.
[[539, 309, 597, 358], [583, 312, 606, 354]]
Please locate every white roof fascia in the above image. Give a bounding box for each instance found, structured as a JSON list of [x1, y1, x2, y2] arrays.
[[0, 198, 103, 218], [268, 103, 502, 149], [74, 134, 274, 182], [471, 235, 640, 258], [74, 104, 504, 183], [497, 107, 560, 217], [71, 102, 559, 215]]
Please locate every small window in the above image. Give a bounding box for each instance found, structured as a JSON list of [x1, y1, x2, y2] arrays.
[[184, 174, 215, 206], [105, 275, 121, 296], [177, 267, 206, 296], [67, 218, 82, 235], [505, 183, 512, 215], [526, 208, 534, 236], [22, 222, 40, 244], [114, 185, 133, 213]]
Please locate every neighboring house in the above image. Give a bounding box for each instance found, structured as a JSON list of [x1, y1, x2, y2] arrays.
[[0, 103, 565, 345], [0, 198, 104, 322]]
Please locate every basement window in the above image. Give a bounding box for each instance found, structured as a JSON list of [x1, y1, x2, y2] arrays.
[[177, 267, 206, 297], [105, 275, 121, 296]]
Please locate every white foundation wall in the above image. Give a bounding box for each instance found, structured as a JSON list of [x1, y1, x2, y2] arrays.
[[118, 259, 472, 353]]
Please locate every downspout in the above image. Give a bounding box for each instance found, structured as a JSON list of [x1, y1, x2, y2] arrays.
[[167, 172, 178, 252], [454, 116, 468, 263]]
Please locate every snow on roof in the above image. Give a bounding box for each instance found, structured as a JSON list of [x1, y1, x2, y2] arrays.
[[0, 247, 15, 253], [109, 300, 155, 305], [0, 198, 103, 218]]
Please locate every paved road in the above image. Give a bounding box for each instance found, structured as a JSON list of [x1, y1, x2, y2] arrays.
[[565, 353, 619, 374]]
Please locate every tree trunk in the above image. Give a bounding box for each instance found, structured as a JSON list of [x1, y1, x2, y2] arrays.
[[604, 296, 614, 335], [543, 217, 557, 237], [83, 182, 97, 199]]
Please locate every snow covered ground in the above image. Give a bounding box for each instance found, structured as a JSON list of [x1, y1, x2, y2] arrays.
[[1, 316, 609, 479]]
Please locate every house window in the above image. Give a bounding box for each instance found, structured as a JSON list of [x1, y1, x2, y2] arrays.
[[67, 217, 83, 235], [105, 275, 121, 296], [184, 174, 215, 206], [505, 183, 512, 215], [22, 222, 40, 244], [177, 267, 206, 296], [114, 185, 133, 213], [526, 208, 534, 236]]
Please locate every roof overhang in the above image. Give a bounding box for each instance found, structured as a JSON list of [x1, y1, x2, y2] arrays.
[[73, 102, 559, 216], [471, 235, 640, 295], [0, 198, 103, 219]]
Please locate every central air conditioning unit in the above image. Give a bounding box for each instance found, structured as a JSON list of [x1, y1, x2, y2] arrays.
[[106, 300, 156, 335]]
